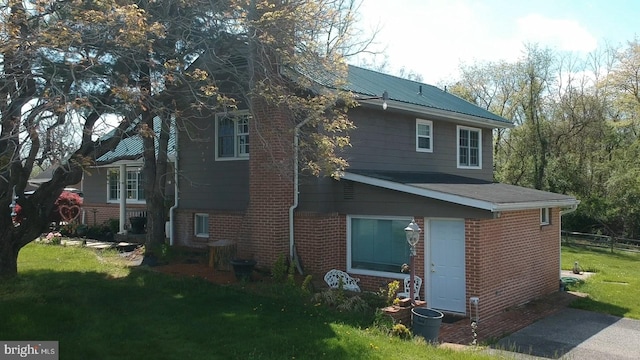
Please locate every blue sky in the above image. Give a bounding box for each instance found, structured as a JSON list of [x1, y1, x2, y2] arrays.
[[355, 0, 640, 84]]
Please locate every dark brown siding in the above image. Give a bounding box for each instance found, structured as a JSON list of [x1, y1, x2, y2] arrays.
[[343, 108, 493, 180], [177, 119, 249, 211], [82, 167, 109, 203], [299, 177, 492, 219]]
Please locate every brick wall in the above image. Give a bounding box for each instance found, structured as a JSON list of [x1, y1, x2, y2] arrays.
[[466, 209, 560, 320], [293, 213, 426, 295], [243, 100, 294, 267], [173, 209, 244, 249], [80, 203, 146, 227]]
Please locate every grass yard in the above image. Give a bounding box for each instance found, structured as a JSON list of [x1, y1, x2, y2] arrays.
[[561, 244, 640, 319], [0, 243, 496, 360]]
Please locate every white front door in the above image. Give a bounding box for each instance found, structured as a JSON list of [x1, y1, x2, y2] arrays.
[[427, 219, 466, 313]]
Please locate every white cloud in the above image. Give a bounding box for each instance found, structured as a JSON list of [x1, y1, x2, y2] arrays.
[[515, 14, 598, 53], [355, 1, 601, 84]]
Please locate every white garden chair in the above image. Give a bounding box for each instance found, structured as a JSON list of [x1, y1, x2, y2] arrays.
[[323, 269, 361, 292], [397, 275, 422, 300]]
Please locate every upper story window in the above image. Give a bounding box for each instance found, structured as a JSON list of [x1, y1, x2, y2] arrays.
[[457, 125, 482, 169], [216, 111, 250, 160], [107, 168, 145, 203], [416, 119, 433, 152]]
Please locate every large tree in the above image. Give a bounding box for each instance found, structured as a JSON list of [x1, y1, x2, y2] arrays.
[[0, 0, 173, 277], [134, 0, 371, 252], [0, 0, 373, 277]]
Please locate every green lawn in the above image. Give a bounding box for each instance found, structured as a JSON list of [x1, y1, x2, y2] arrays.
[[1, 243, 495, 360], [561, 244, 640, 319]]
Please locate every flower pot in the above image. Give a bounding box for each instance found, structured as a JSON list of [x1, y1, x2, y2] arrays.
[[129, 216, 147, 234], [411, 307, 443, 343], [230, 259, 257, 281]]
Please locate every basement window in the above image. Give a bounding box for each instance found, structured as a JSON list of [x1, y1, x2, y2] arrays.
[[195, 213, 209, 238]]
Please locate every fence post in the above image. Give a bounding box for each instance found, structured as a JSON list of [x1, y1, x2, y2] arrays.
[[610, 236, 614, 253]]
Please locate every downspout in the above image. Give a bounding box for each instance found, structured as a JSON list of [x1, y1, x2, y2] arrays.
[[169, 124, 179, 246], [289, 116, 313, 272], [559, 203, 579, 280], [560, 203, 578, 216]]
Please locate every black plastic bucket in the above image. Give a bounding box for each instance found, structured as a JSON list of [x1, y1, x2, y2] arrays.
[[411, 307, 444, 343]]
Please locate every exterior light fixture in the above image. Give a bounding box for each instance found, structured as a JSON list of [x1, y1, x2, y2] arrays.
[[404, 218, 421, 304], [358, 91, 389, 110], [382, 90, 389, 110]]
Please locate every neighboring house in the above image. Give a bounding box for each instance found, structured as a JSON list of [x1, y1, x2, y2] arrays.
[[81, 65, 578, 321]]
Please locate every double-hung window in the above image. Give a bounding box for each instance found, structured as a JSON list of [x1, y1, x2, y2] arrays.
[[348, 216, 411, 275], [457, 126, 481, 168], [416, 119, 433, 152], [194, 213, 209, 237], [216, 111, 250, 160], [107, 168, 145, 202]]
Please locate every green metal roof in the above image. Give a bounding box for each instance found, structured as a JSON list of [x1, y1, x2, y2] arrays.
[[345, 65, 511, 125], [96, 117, 176, 164]]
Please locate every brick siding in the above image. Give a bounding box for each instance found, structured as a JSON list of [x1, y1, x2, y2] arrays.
[[172, 209, 244, 248], [466, 209, 560, 320], [80, 202, 146, 228]]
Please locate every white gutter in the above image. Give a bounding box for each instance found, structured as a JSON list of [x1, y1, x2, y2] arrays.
[[342, 172, 496, 210], [169, 126, 179, 246], [289, 116, 313, 263], [359, 99, 514, 129], [341, 171, 580, 212], [560, 203, 578, 216], [559, 203, 579, 279]]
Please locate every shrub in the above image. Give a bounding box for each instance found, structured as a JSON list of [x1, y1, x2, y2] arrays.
[[51, 191, 83, 224], [271, 254, 287, 282], [391, 324, 412, 340], [13, 190, 83, 226]]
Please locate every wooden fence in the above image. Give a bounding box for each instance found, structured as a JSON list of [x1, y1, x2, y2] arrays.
[[561, 230, 640, 253]]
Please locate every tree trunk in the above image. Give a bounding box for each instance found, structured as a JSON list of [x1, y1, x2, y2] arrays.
[[0, 234, 19, 278], [141, 110, 171, 252]]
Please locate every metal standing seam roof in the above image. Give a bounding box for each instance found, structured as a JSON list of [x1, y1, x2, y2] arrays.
[[96, 117, 177, 164], [344, 65, 511, 125]]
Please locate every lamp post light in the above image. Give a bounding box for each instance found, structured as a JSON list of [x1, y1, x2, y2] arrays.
[[404, 218, 421, 305]]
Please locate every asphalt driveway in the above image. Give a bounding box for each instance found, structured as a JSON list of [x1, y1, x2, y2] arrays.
[[492, 308, 640, 359]]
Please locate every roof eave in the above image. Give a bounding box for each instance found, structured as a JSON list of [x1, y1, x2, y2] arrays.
[[342, 172, 579, 212], [358, 99, 514, 129], [341, 172, 495, 211], [493, 199, 581, 212]]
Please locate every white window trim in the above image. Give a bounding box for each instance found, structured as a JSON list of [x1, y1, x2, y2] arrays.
[[346, 214, 412, 279], [194, 213, 209, 238], [215, 111, 250, 161], [416, 119, 433, 153], [106, 168, 146, 204], [540, 208, 550, 225], [456, 125, 482, 169]]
